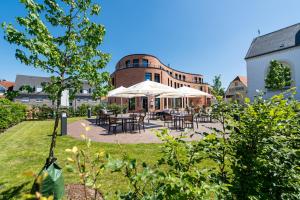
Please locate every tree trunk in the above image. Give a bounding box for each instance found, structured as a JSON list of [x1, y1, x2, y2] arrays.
[[46, 91, 62, 166]]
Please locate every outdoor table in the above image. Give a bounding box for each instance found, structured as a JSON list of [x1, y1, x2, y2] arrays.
[[110, 115, 135, 132]]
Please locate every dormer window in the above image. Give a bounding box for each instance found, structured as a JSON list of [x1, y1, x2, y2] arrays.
[[125, 60, 131, 67], [142, 59, 149, 67], [133, 59, 139, 67], [36, 87, 42, 92]]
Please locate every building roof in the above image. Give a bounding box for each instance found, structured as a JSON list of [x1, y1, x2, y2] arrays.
[[116, 53, 203, 76], [15, 75, 50, 90], [0, 80, 15, 89], [233, 76, 247, 86], [245, 23, 300, 59], [14, 74, 93, 94]]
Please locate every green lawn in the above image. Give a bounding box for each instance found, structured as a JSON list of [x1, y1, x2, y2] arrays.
[[0, 118, 162, 199]]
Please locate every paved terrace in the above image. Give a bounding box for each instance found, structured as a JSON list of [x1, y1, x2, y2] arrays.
[[67, 118, 222, 144]]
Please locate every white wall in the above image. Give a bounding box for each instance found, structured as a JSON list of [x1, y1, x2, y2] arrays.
[[246, 46, 300, 100]]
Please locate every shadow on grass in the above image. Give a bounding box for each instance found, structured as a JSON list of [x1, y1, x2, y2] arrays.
[[0, 181, 30, 200]]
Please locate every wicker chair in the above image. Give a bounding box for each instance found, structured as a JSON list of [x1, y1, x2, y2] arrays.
[[183, 115, 194, 129], [163, 114, 173, 128], [130, 115, 145, 133], [108, 117, 122, 134]]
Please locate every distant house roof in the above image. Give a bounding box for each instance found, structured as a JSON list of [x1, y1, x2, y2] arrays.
[[234, 76, 247, 86], [0, 81, 15, 89], [14, 75, 50, 90], [245, 23, 300, 59], [14, 75, 93, 94]]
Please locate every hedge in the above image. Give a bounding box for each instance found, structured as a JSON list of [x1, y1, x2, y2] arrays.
[[0, 99, 27, 132]]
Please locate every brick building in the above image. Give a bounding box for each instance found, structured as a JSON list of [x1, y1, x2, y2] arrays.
[[110, 54, 212, 111]]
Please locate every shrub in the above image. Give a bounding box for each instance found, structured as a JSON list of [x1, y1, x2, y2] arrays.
[[0, 99, 27, 131], [106, 91, 300, 199], [107, 103, 127, 115]]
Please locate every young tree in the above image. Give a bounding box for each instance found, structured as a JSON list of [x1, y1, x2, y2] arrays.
[[265, 60, 292, 90], [2, 0, 110, 197], [212, 75, 225, 96]]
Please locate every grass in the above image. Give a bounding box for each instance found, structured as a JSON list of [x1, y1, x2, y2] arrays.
[[0, 118, 163, 199]]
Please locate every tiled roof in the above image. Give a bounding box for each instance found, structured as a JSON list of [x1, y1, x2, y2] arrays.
[[0, 81, 15, 89], [234, 76, 247, 86], [245, 23, 300, 59]]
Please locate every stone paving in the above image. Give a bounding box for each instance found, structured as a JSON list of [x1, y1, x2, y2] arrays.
[[67, 118, 222, 144]]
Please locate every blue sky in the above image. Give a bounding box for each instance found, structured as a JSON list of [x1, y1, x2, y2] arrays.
[[1, 0, 300, 87]]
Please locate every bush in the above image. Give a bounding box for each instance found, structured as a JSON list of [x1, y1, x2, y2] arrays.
[[107, 103, 127, 115], [105, 91, 300, 199], [0, 99, 27, 132], [34, 105, 55, 120]]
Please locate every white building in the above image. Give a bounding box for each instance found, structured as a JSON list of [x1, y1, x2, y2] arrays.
[[245, 23, 300, 100]]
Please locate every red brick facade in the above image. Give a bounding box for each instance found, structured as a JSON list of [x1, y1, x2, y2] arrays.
[[110, 54, 212, 111]]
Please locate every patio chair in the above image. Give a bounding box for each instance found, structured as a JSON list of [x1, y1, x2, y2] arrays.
[[108, 117, 122, 134], [162, 114, 173, 128], [130, 115, 145, 133], [96, 110, 108, 125], [183, 115, 194, 129]]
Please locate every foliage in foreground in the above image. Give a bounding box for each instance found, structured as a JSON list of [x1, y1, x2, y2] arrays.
[[0, 98, 27, 132], [103, 91, 300, 200]]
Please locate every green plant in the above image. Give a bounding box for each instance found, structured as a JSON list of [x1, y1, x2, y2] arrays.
[[212, 75, 225, 97], [0, 99, 26, 132], [2, 0, 111, 196], [107, 103, 127, 115], [108, 129, 230, 199], [230, 90, 300, 199], [265, 60, 292, 90], [65, 123, 106, 200], [4, 90, 19, 101], [107, 90, 300, 200]]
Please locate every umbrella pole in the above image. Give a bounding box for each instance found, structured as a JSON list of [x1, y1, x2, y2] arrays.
[[167, 98, 169, 109], [121, 98, 123, 115]]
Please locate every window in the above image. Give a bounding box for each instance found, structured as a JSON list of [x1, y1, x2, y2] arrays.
[[168, 78, 169, 86], [174, 82, 177, 88], [36, 87, 42, 92], [0, 86, 6, 93], [177, 83, 180, 88], [175, 74, 178, 79], [180, 84, 183, 87], [169, 72, 172, 76], [21, 97, 29, 102], [111, 78, 115, 86], [88, 88, 92, 93], [179, 74, 181, 80], [183, 75, 186, 81], [155, 98, 160, 110], [145, 73, 152, 81], [188, 85, 190, 87], [82, 89, 88, 94], [36, 98, 43, 103], [170, 80, 172, 87], [154, 73, 160, 83], [142, 59, 149, 67], [234, 82, 238, 86], [194, 77, 197, 82], [125, 60, 131, 67], [199, 77, 202, 83], [129, 98, 136, 110], [133, 59, 139, 67]]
